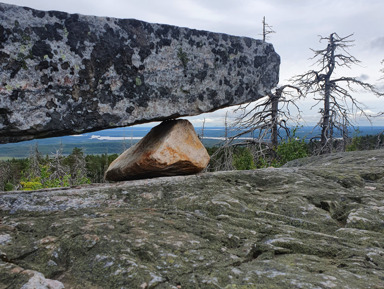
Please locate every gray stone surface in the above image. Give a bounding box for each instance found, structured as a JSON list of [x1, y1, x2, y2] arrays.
[[0, 3, 280, 144], [1, 149, 384, 288]]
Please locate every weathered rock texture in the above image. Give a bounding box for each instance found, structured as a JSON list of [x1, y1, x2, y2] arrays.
[[105, 119, 210, 181], [0, 3, 280, 144], [1, 149, 384, 288]]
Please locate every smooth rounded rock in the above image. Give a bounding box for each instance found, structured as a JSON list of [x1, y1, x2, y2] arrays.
[[105, 119, 210, 181]]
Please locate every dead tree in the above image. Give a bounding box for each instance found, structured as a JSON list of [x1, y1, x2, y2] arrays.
[[232, 85, 303, 149], [381, 59, 384, 79], [233, 18, 300, 150], [65, 147, 88, 186], [209, 20, 302, 171], [199, 118, 206, 140], [207, 113, 236, 172], [293, 33, 383, 154], [28, 143, 42, 179], [379, 60, 384, 117], [49, 143, 70, 186], [206, 85, 302, 170], [262, 16, 275, 42], [0, 161, 12, 191]]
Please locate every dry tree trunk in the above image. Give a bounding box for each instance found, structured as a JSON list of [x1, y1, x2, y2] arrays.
[[293, 33, 383, 154]]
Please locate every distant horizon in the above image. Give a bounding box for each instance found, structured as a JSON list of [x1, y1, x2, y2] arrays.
[[1, 124, 383, 159], [98, 124, 384, 130], [1, 0, 384, 141]]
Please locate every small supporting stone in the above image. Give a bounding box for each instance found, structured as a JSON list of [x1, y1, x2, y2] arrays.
[[105, 119, 209, 181]]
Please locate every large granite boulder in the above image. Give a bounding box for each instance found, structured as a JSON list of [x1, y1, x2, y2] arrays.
[[1, 149, 384, 288], [105, 119, 210, 181], [0, 3, 280, 144]]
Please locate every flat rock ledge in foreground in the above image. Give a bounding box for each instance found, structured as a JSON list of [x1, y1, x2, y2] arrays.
[[105, 119, 210, 181], [1, 149, 384, 288], [0, 2, 280, 143]]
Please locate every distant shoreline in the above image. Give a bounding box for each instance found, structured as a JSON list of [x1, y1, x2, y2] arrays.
[[1, 126, 383, 158]]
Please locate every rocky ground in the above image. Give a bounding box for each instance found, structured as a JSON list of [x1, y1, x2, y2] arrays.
[[1, 149, 384, 288]]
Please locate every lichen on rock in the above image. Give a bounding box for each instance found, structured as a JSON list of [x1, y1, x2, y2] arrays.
[[1, 150, 384, 288], [0, 2, 280, 143]]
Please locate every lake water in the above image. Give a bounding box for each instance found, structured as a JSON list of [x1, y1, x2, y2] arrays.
[[1, 126, 383, 158]]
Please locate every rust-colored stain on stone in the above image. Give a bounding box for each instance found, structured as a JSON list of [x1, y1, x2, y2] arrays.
[[105, 120, 210, 181]]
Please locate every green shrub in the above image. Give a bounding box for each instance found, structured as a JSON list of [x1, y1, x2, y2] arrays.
[[275, 130, 308, 166], [255, 156, 279, 169], [4, 182, 14, 191], [233, 147, 255, 170], [20, 177, 43, 191], [346, 136, 361, 151]]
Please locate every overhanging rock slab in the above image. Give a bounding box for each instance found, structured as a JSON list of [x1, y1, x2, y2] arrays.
[[0, 3, 280, 143]]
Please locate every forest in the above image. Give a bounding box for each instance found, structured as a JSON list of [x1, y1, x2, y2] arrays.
[[0, 131, 383, 191]]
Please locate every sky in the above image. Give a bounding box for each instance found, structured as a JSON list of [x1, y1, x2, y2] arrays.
[[2, 0, 384, 127]]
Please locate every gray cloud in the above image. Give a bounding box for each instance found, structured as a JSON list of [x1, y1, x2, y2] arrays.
[[358, 74, 370, 81], [377, 84, 384, 91], [371, 37, 384, 50]]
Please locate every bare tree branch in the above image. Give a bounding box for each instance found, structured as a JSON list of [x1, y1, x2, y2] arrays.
[[293, 32, 382, 154], [225, 84, 304, 163], [261, 16, 275, 42]]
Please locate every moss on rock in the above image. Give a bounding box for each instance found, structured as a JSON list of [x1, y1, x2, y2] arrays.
[[1, 150, 384, 288]]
